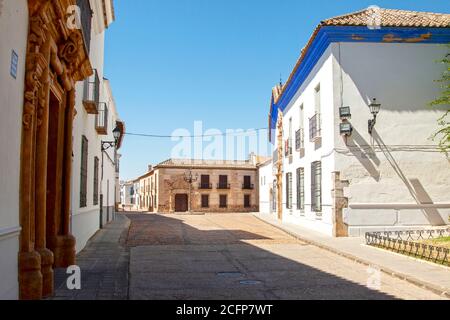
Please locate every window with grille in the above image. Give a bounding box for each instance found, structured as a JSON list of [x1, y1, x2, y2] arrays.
[[311, 161, 322, 212], [93, 156, 99, 205], [244, 195, 251, 208], [201, 195, 209, 208], [286, 172, 293, 209], [80, 136, 88, 208], [220, 195, 228, 208], [296, 168, 305, 210]]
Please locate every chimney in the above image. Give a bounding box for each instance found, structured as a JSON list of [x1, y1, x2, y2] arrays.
[[148, 165, 153, 172], [249, 152, 257, 166]]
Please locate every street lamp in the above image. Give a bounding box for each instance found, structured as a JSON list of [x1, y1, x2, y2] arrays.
[[184, 168, 198, 213], [101, 126, 121, 151], [100, 125, 122, 226], [368, 98, 381, 135]]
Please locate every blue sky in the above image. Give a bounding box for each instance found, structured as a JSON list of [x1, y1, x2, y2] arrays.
[[104, 0, 450, 181]]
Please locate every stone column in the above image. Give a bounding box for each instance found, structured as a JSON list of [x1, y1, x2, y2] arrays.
[[34, 41, 54, 297], [19, 96, 42, 300], [52, 89, 76, 268], [331, 172, 349, 237]]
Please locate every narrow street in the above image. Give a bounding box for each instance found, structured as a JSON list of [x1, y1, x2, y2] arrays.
[[54, 213, 444, 300]]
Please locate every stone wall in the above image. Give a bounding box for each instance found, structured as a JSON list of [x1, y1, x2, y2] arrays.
[[156, 167, 259, 213]]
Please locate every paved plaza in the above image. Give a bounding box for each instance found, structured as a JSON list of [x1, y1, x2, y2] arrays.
[[53, 213, 446, 300]]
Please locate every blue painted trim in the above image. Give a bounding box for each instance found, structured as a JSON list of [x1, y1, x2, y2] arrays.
[[269, 26, 450, 136]]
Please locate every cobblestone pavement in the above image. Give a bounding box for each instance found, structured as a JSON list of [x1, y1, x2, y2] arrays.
[[51, 215, 130, 300], [51, 213, 446, 300], [126, 213, 446, 300]]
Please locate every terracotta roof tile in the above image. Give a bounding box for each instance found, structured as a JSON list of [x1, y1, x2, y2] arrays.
[[322, 8, 450, 28], [273, 8, 450, 105]]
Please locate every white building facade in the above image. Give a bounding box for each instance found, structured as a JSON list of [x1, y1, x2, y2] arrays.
[[0, 0, 123, 299], [260, 8, 450, 237]]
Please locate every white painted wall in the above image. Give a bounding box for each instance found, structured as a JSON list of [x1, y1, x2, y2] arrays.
[[71, 6, 120, 252], [332, 42, 450, 236], [276, 47, 336, 235], [0, 0, 28, 300], [258, 161, 273, 214], [266, 41, 450, 237]]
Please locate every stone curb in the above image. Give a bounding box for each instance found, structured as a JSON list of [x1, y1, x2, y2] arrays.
[[253, 214, 450, 299]]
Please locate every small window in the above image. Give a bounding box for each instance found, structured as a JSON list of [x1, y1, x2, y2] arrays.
[[311, 161, 322, 212], [201, 195, 209, 208], [80, 135, 88, 208], [244, 195, 251, 208], [296, 168, 305, 210], [286, 172, 293, 209], [93, 157, 99, 205], [220, 195, 228, 208]]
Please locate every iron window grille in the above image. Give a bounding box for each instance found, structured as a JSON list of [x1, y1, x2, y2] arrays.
[[295, 129, 305, 151], [309, 113, 321, 142], [286, 172, 293, 210], [311, 161, 322, 212], [93, 157, 99, 205], [80, 136, 88, 208], [296, 168, 305, 211]]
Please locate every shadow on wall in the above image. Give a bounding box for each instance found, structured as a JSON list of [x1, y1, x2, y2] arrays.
[[123, 213, 398, 300], [337, 43, 449, 112], [346, 126, 381, 181], [372, 130, 446, 226]]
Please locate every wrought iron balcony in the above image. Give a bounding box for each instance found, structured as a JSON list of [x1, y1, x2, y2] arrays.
[[217, 183, 231, 190], [242, 184, 254, 190], [83, 69, 100, 114], [199, 183, 213, 190], [95, 102, 108, 135], [309, 113, 321, 142]]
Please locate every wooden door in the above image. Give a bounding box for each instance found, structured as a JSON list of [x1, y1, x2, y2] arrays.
[[175, 194, 188, 212]]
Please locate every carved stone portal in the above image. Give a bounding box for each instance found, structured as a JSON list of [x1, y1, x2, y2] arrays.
[[19, 0, 93, 300]]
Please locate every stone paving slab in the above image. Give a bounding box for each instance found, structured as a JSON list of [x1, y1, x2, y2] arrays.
[[51, 214, 130, 300], [253, 213, 450, 299], [128, 214, 445, 300]]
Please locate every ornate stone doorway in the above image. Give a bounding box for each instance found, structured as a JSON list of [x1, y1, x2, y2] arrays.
[[18, 0, 92, 300]]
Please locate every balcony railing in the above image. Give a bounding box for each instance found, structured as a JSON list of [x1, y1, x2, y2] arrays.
[[217, 183, 231, 190], [95, 102, 108, 135], [83, 69, 100, 114], [295, 128, 305, 151], [199, 183, 213, 190], [309, 113, 321, 142], [242, 184, 254, 190]]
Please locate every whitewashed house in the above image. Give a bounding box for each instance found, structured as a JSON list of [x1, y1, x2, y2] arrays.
[[0, 0, 124, 299], [120, 181, 135, 210], [260, 8, 450, 237]]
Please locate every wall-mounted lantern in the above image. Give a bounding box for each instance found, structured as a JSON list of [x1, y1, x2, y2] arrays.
[[340, 122, 353, 136], [339, 106, 352, 119], [368, 98, 381, 135]]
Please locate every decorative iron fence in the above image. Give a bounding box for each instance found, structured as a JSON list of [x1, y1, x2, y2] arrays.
[[366, 228, 450, 266]]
